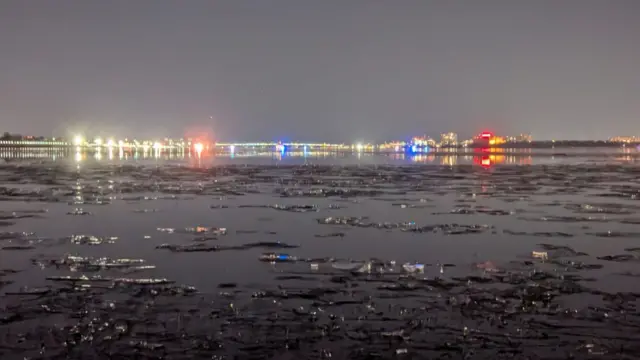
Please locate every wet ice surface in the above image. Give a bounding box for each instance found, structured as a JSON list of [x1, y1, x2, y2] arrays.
[[2, 156, 640, 359]]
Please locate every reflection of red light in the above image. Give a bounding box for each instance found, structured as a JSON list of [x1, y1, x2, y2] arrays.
[[474, 147, 490, 153], [473, 155, 492, 168]]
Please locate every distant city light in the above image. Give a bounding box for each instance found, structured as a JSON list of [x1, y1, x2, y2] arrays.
[[118, 140, 124, 147], [153, 142, 161, 150], [94, 137, 103, 146], [107, 139, 114, 147], [230, 145, 235, 153], [356, 143, 363, 152], [73, 135, 84, 146], [194, 143, 204, 153]]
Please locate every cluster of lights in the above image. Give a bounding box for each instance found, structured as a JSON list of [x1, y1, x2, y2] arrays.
[[3, 132, 547, 155], [610, 136, 640, 144], [72, 134, 191, 150], [0, 140, 67, 146]]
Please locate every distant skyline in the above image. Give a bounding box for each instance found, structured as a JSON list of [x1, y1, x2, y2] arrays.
[[1, 0, 639, 141]]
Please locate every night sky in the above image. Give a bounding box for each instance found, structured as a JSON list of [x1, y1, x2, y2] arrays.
[[1, 0, 639, 141]]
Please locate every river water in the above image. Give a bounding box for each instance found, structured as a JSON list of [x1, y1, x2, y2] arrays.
[[1, 148, 640, 359]]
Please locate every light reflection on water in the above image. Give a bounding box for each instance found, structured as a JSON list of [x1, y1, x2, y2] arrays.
[[0, 146, 638, 167]]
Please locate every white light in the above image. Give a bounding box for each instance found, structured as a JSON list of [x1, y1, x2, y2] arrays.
[[94, 137, 103, 146], [194, 143, 204, 153], [73, 135, 84, 146], [356, 143, 363, 151], [118, 140, 124, 147], [153, 142, 162, 150], [107, 139, 114, 147], [230, 145, 235, 153]]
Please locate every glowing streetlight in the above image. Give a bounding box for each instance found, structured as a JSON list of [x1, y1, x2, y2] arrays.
[[194, 143, 204, 153], [107, 139, 114, 147], [356, 143, 363, 152], [73, 135, 84, 146]]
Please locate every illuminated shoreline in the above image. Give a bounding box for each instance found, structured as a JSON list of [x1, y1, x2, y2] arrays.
[[0, 140, 636, 151]]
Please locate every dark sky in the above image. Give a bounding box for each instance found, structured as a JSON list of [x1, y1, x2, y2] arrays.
[[1, 1, 639, 141]]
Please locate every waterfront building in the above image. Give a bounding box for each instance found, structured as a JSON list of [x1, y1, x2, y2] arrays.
[[440, 132, 458, 146]]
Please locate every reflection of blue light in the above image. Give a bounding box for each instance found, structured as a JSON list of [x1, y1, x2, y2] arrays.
[[405, 143, 430, 155]]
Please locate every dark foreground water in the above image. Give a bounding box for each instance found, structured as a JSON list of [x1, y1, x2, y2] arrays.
[[2, 150, 640, 359]]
